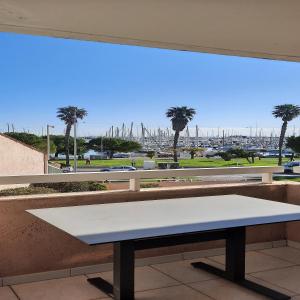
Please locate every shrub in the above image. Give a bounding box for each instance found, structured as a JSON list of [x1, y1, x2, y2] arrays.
[[216, 152, 232, 161], [31, 181, 107, 193], [140, 182, 159, 189], [0, 187, 56, 197]]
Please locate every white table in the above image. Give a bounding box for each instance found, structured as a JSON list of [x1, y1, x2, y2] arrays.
[[28, 195, 300, 300]]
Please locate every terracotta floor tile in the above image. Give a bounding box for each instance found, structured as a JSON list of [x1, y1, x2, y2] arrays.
[[87, 266, 180, 292], [135, 284, 211, 300], [8, 249, 300, 300], [0, 286, 19, 300], [152, 258, 218, 284], [12, 275, 108, 300], [190, 278, 268, 300], [251, 265, 300, 294], [209, 251, 292, 273], [260, 246, 300, 264]]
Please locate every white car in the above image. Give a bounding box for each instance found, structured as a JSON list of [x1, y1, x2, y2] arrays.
[[113, 153, 130, 158], [62, 166, 74, 173], [100, 166, 136, 172]]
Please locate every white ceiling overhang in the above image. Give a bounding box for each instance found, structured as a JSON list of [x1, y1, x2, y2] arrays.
[[1, 0, 300, 61]]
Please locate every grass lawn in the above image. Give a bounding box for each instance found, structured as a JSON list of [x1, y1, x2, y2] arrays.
[[274, 176, 300, 182], [57, 159, 145, 168], [55, 157, 290, 169], [178, 157, 289, 168]]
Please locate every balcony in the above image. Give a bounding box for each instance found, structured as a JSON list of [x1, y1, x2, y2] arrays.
[[2, 2, 300, 298], [0, 167, 299, 299]]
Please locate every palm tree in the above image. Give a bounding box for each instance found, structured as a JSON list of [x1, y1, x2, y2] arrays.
[[57, 106, 88, 166], [166, 106, 196, 162], [272, 104, 300, 166]]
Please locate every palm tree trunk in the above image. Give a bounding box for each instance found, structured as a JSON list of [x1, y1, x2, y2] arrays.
[[65, 124, 72, 167], [278, 121, 287, 166], [173, 131, 180, 162]]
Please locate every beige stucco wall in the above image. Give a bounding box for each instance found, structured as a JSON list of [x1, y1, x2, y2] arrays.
[[0, 134, 46, 190], [0, 182, 289, 277]]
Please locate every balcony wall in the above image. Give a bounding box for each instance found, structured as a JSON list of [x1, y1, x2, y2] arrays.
[[285, 183, 300, 244], [0, 182, 295, 278]]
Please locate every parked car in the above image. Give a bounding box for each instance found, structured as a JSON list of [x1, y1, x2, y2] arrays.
[[284, 161, 300, 174], [100, 166, 136, 172], [62, 166, 74, 173], [157, 152, 173, 158], [113, 153, 130, 158]]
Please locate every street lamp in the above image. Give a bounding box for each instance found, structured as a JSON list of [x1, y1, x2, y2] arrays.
[[73, 110, 86, 173], [47, 124, 54, 161], [73, 109, 80, 173], [74, 117, 77, 173]]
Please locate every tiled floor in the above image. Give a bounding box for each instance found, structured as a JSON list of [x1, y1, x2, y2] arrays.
[[3, 246, 300, 300]]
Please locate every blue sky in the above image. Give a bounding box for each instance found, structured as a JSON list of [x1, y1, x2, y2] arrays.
[[0, 32, 299, 136]]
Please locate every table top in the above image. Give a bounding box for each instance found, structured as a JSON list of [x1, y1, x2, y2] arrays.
[[27, 195, 300, 245]]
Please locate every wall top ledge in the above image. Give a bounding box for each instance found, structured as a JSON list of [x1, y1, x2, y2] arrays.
[[0, 181, 292, 202]]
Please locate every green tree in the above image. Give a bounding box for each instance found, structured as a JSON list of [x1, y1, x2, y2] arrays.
[[273, 104, 300, 165], [88, 137, 141, 159], [51, 135, 87, 158], [5, 132, 56, 153], [51, 135, 65, 158], [57, 106, 87, 166], [228, 148, 253, 163], [217, 148, 255, 163], [189, 148, 196, 159], [286, 136, 300, 159], [146, 150, 155, 159], [182, 147, 204, 159], [5, 132, 39, 145], [216, 151, 232, 161], [35, 139, 55, 154], [166, 106, 196, 162], [68, 137, 87, 158]]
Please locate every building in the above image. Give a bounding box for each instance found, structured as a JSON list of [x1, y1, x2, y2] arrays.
[[0, 133, 47, 189]]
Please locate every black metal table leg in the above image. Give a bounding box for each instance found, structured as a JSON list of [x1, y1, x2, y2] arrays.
[[226, 226, 246, 281], [113, 240, 135, 300], [88, 240, 135, 300], [192, 227, 290, 300]]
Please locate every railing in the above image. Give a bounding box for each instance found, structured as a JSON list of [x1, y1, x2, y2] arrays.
[[0, 166, 283, 192], [48, 164, 63, 174], [294, 166, 300, 173]]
